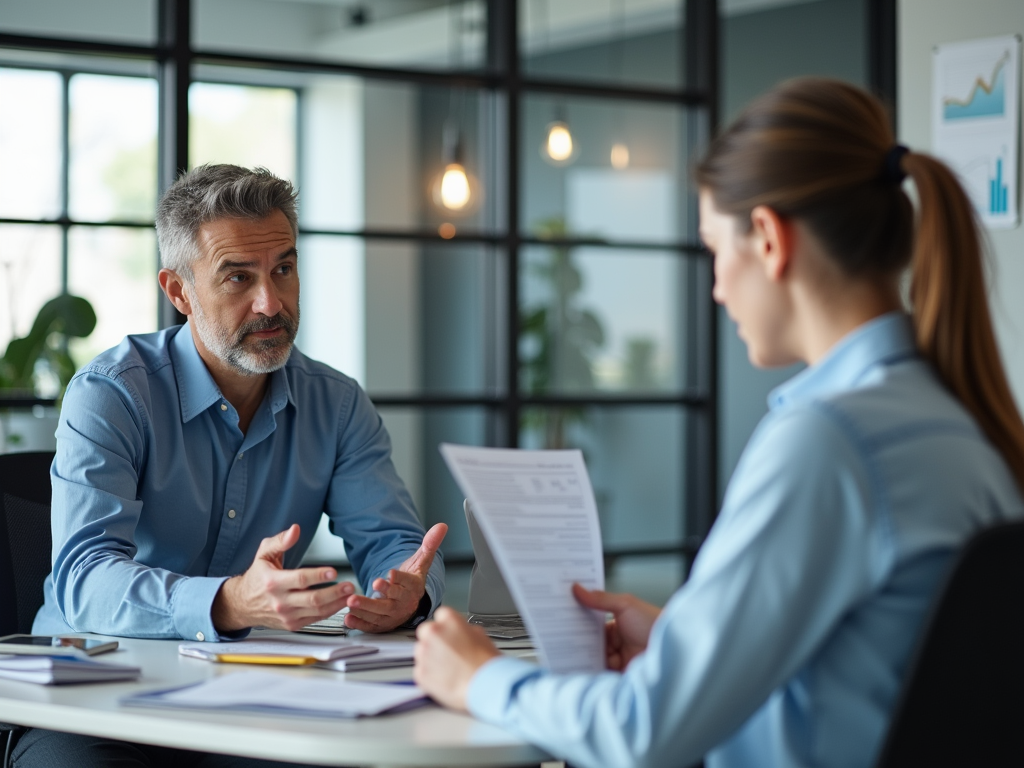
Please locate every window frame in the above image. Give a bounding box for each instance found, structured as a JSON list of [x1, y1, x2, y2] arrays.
[[0, 0, 722, 575]]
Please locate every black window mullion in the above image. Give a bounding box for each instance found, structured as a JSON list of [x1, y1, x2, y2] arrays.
[[684, 0, 720, 567], [492, 0, 520, 450], [157, 0, 190, 329], [59, 70, 70, 295]]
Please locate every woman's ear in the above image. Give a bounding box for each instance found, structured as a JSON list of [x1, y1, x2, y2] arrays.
[[158, 268, 193, 316], [748, 205, 794, 282]]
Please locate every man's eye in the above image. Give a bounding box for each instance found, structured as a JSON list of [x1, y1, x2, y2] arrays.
[[276, 264, 293, 276], [228, 274, 247, 284]]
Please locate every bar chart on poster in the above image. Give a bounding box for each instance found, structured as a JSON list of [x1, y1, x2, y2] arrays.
[[933, 35, 1020, 228]]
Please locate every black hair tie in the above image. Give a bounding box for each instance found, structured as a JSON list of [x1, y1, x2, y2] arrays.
[[882, 144, 909, 184]]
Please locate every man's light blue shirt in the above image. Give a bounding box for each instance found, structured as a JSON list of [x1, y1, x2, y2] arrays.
[[35, 323, 443, 641], [467, 312, 1023, 768]]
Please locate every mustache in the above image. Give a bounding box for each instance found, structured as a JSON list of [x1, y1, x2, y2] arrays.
[[236, 313, 298, 341]]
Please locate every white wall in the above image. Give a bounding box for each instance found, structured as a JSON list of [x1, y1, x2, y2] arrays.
[[899, 0, 1024, 407]]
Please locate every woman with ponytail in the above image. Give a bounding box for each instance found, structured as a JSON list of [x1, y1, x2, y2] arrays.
[[413, 78, 1024, 768]]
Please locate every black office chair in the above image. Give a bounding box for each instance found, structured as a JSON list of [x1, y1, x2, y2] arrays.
[[0, 451, 54, 637], [0, 450, 54, 768], [874, 520, 1024, 767]]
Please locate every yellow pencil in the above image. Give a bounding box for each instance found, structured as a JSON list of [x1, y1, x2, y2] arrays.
[[212, 655, 319, 665]]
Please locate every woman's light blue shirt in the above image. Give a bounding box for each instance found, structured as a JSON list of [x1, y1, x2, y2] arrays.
[[34, 323, 443, 641], [467, 312, 1023, 768]]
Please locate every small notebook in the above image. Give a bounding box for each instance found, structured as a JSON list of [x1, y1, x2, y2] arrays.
[[179, 638, 377, 665], [0, 654, 141, 685], [314, 641, 416, 672]]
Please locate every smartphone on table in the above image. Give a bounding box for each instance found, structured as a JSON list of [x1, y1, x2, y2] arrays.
[[0, 634, 119, 656]]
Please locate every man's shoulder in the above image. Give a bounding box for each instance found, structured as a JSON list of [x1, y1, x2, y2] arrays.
[[285, 347, 361, 392], [75, 327, 179, 385]]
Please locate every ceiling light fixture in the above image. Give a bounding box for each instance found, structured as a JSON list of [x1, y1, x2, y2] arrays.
[[432, 119, 479, 213]]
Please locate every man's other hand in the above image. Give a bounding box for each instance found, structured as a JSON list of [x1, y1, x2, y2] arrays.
[[211, 524, 354, 633], [413, 607, 500, 712], [573, 584, 661, 671], [344, 523, 448, 633]]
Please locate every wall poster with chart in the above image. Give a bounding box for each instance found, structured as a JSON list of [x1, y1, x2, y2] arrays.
[[933, 35, 1020, 229]]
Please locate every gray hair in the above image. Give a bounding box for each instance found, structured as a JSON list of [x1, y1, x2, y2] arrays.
[[156, 164, 299, 280]]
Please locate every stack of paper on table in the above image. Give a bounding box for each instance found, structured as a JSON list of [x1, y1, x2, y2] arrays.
[[314, 641, 416, 671], [122, 670, 426, 718], [179, 638, 377, 665], [299, 607, 349, 635], [0, 654, 141, 685]]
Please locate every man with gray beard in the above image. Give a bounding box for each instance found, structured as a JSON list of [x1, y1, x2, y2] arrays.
[[19, 165, 446, 767]]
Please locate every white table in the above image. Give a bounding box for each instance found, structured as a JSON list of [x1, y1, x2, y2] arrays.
[[0, 631, 549, 767]]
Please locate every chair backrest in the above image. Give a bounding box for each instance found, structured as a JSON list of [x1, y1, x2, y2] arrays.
[[874, 520, 1024, 767], [0, 451, 55, 636]]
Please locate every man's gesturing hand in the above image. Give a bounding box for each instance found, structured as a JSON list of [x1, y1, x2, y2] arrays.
[[344, 523, 448, 633], [573, 584, 661, 671], [212, 524, 354, 633]]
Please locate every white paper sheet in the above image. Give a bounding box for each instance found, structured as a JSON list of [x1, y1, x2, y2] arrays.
[[440, 444, 605, 673], [125, 671, 425, 718]]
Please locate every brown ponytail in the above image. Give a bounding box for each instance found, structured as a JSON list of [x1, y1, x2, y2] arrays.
[[903, 152, 1024, 490], [696, 77, 1024, 492]]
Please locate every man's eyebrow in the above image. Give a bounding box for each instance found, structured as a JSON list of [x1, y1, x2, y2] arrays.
[[216, 259, 257, 273], [215, 248, 297, 273]]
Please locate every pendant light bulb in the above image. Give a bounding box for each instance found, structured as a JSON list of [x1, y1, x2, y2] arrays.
[[439, 163, 472, 211], [542, 120, 577, 165], [610, 142, 630, 170], [432, 119, 480, 215]]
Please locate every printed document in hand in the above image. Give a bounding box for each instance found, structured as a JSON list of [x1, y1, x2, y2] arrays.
[[122, 670, 426, 718], [440, 444, 605, 673]]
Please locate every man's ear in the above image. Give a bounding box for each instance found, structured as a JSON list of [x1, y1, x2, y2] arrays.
[[748, 205, 794, 282], [158, 268, 193, 316]]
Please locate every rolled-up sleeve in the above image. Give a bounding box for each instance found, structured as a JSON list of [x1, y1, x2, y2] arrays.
[[467, 405, 890, 768], [49, 370, 233, 640]]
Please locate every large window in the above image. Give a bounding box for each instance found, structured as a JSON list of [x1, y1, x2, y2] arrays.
[[0, 0, 719, 598]]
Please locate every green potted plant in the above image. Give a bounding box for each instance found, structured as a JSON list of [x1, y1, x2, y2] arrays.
[[0, 293, 96, 397], [0, 293, 96, 451], [519, 217, 605, 449]]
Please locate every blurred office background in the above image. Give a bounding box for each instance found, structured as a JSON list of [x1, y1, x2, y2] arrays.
[[0, 0, 890, 609]]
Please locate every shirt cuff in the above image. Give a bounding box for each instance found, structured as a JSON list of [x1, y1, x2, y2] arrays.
[[170, 575, 249, 642], [400, 592, 433, 629], [467, 656, 543, 724]]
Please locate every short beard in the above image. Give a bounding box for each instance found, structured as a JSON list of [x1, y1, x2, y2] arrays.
[[190, 290, 299, 377]]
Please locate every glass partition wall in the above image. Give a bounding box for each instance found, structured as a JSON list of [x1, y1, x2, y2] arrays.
[[0, 0, 719, 602]]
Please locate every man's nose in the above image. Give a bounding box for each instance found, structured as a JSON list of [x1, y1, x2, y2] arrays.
[[711, 280, 725, 306], [252, 277, 284, 317]]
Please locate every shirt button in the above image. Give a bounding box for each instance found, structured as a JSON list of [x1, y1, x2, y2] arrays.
[[227, 509, 236, 519], [195, 631, 205, 641], [237, 452, 244, 460], [220, 403, 227, 411]]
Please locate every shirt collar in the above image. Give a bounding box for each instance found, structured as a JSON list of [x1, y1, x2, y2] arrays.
[[768, 311, 918, 410], [171, 322, 296, 423]]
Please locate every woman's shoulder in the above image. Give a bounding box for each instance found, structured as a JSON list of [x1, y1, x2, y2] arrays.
[[764, 357, 982, 455]]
